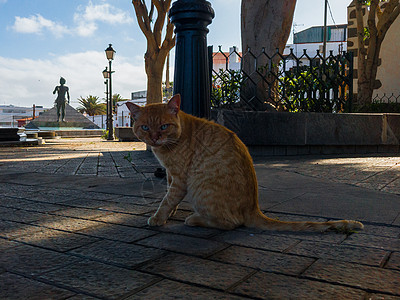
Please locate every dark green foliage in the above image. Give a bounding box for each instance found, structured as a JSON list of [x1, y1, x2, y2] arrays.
[[211, 69, 243, 108], [211, 57, 352, 112], [77, 95, 106, 116], [279, 63, 350, 113]]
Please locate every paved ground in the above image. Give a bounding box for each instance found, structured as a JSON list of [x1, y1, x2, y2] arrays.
[[0, 137, 399, 299]]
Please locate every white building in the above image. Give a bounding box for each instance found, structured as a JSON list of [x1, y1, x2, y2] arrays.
[[84, 114, 107, 129], [283, 25, 347, 70], [115, 98, 146, 128], [86, 91, 147, 129], [0, 104, 48, 127]]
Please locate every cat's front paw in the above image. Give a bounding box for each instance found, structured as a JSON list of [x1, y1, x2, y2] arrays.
[[147, 215, 166, 226]]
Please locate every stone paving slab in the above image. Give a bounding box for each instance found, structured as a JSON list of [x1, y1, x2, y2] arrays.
[[303, 259, 400, 296], [0, 272, 75, 300], [75, 223, 157, 243], [14, 227, 101, 252], [0, 138, 399, 299], [39, 259, 159, 299], [262, 175, 400, 224], [156, 220, 222, 238], [128, 279, 248, 300], [287, 240, 389, 266], [210, 245, 315, 276], [0, 244, 82, 276], [232, 271, 365, 299], [138, 253, 254, 290], [70, 240, 165, 269], [343, 233, 400, 251], [93, 212, 149, 228], [386, 252, 400, 271], [0, 207, 49, 223], [137, 232, 229, 258]]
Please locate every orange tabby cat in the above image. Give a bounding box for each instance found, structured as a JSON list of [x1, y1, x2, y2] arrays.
[[126, 94, 363, 232]]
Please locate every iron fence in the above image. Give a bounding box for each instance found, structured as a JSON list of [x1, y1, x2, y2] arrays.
[[372, 93, 400, 104], [210, 46, 353, 113], [367, 93, 400, 113]]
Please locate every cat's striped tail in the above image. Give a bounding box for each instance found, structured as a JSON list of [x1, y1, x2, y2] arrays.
[[246, 212, 364, 232]]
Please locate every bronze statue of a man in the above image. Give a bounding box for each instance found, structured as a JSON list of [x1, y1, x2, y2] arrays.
[[53, 77, 70, 122]]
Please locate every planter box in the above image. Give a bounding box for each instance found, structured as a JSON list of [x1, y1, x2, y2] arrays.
[[115, 127, 140, 142], [55, 130, 103, 138], [212, 110, 400, 155]]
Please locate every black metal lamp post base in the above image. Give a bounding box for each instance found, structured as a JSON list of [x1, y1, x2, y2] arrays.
[[169, 0, 214, 119]]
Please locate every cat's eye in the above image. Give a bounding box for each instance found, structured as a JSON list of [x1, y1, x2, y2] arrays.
[[160, 124, 169, 130], [141, 125, 149, 131]]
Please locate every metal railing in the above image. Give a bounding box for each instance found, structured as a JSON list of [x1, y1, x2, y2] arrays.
[[367, 93, 400, 113], [372, 93, 400, 104], [210, 46, 353, 113]]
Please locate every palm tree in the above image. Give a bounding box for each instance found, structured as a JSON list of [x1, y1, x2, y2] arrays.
[[77, 95, 106, 116], [112, 94, 128, 107]]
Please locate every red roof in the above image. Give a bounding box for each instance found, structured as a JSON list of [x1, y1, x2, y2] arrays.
[[213, 52, 242, 65]]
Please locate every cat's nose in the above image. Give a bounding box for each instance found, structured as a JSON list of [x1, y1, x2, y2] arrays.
[[151, 133, 161, 143]]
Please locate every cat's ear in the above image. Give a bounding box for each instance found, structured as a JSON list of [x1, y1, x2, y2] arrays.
[[167, 94, 181, 115], [126, 102, 141, 120]]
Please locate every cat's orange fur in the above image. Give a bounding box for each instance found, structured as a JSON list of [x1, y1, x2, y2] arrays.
[[126, 94, 364, 232]]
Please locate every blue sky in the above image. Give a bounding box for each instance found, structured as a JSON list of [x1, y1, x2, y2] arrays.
[[0, 0, 350, 108]]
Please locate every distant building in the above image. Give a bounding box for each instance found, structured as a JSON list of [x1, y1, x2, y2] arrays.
[[294, 24, 347, 44], [284, 24, 347, 63], [115, 98, 146, 128], [88, 91, 148, 129], [84, 114, 107, 129], [280, 24, 347, 72], [212, 46, 241, 72], [0, 104, 48, 127], [131, 90, 147, 100]]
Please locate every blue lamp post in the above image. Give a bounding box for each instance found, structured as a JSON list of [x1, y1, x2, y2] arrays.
[[169, 0, 214, 119]]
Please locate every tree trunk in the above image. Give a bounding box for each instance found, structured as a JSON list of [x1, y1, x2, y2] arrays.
[[145, 55, 165, 104], [131, 0, 175, 105], [357, 81, 374, 105], [241, 0, 296, 110], [357, 36, 382, 106], [354, 0, 400, 106]]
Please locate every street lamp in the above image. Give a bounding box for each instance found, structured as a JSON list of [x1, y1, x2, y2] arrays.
[[102, 67, 109, 80], [102, 67, 109, 131], [105, 44, 115, 140]]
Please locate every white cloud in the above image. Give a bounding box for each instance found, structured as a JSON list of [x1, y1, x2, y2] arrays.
[[12, 14, 69, 38], [0, 52, 147, 108], [11, 1, 134, 38], [74, 21, 98, 37], [75, 1, 133, 25], [74, 1, 134, 37]]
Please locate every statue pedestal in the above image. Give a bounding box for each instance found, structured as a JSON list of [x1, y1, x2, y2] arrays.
[[26, 104, 100, 130]]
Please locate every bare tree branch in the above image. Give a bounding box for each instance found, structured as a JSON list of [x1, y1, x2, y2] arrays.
[[368, 0, 379, 38], [149, 1, 155, 22], [377, 0, 400, 34], [354, 0, 400, 104], [131, 0, 176, 104]]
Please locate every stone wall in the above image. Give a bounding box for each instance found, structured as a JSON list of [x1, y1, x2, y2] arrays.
[[213, 110, 400, 156]]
